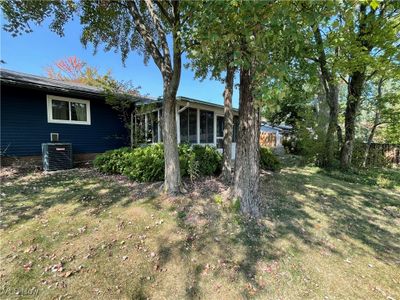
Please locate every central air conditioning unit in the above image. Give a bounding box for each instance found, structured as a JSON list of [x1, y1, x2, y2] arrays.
[[42, 143, 73, 171]]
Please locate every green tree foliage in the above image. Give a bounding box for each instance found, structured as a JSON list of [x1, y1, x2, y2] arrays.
[[184, 0, 296, 216], [261, 0, 399, 169]]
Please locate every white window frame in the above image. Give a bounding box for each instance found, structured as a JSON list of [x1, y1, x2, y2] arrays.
[[47, 95, 91, 125]]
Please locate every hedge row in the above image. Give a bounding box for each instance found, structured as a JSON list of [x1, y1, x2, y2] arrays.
[[94, 144, 280, 182], [93, 144, 222, 182]]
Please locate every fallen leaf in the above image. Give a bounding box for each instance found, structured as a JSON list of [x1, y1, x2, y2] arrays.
[[23, 261, 33, 272], [24, 245, 37, 253]]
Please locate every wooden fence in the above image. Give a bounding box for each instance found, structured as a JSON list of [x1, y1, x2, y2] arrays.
[[259, 132, 276, 148], [356, 143, 400, 167], [370, 143, 399, 165]]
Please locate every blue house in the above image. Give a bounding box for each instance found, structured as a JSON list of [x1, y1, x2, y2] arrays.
[[1, 69, 134, 164], [1, 69, 243, 166]]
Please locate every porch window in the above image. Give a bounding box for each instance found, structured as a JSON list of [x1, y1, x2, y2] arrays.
[[200, 110, 214, 143], [216, 116, 224, 148], [47, 95, 91, 125], [147, 111, 159, 143], [134, 114, 146, 143], [180, 108, 197, 143]]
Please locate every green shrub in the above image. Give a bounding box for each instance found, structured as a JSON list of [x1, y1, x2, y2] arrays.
[[260, 147, 281, 171], [192, 145, 222, 175], [93, 143, 222, 182], [93, 147, 130, 174], [122, 144, 165, 182]]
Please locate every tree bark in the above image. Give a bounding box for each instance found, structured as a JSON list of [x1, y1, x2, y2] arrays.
[[324, 85, 339, 167], [340, 71, 365, 169], [127, 0, 182, 193], [362, 118, 379, 167], [340, 4, 371, 169], [162, 89, 181, 193], [336, 124, 343, 150], [162, 14, 182, 194], [233, 66, 261, 217], [221, 63, 235, 183], [313, 26, 339, 167]]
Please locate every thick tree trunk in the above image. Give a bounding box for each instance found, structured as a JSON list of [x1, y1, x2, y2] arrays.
[[340, 4, 371, 169], [162, 90, 181, 194], [313, 26, 340, 167], [233, 67, 261, 217], [340, 71, 365, 169], [323, 85, 339, 167], [336, 124, 343, 150], [221, 63, 235, 183]]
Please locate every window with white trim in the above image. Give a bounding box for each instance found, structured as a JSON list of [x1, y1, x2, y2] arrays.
[[47, 95, 91, 125]]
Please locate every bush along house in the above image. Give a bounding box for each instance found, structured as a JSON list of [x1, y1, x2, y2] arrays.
[[0, 69, 144, 166], [134, 96, 239, 159]]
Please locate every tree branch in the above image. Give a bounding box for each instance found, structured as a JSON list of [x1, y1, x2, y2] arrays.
[[154, 0, 173, 25], [366, 70, 378, 81], [170, 0, 181, 96], [339, 74, 348, 84], [313, 25, 332, 95], [126, 1, 166, 73], [143, 0, 172, 75]]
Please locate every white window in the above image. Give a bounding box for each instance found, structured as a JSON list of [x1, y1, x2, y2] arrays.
[[47, 95, 91, 125]]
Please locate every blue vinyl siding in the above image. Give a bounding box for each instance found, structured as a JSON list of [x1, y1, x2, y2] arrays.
[[1, 85, 128, 156]]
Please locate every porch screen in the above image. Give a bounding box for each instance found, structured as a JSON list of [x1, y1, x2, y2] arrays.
[[200, 110, 214, 143], [180, 108, 197, 143]]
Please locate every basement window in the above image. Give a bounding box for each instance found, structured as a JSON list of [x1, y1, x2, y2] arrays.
[[47, 95, 91, 125]]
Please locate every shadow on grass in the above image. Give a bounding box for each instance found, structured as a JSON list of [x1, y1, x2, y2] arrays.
[[0, 168, 160, 229], [278, 167, 400, 264], [149, 167, 399, 297], [2, 165, 399, 297]]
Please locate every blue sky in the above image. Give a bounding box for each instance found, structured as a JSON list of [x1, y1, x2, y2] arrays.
[[1, 16, 239, 107]]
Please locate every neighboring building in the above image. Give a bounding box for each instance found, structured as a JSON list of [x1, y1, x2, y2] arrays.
[[0, 69, 135, 164], [260, 123, 292, 153], [135, 97, 239, 159]]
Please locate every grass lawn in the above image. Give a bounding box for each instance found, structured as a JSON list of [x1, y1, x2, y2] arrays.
[[0, 163, 399, 299]]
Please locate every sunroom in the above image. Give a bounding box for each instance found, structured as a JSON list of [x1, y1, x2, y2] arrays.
[[134, 96, 239, 159]]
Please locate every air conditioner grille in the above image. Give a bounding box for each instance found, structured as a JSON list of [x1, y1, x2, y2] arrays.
[[42, 143, 73, 171]]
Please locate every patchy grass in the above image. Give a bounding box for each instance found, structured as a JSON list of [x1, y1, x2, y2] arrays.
[[0, 165, 399, 299]]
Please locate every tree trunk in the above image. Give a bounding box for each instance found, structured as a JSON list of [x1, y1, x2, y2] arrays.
[[340, 4, 371, 169], [221, 63, 235, 183], [336, 124, 343, 150], [362, 120, 379, 168], [233, 66, 261, 217], [323, 84, 339, 167], [162, 89, 181, 194], [340, 71, 365, 169], [313, 26, 340, 167]]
